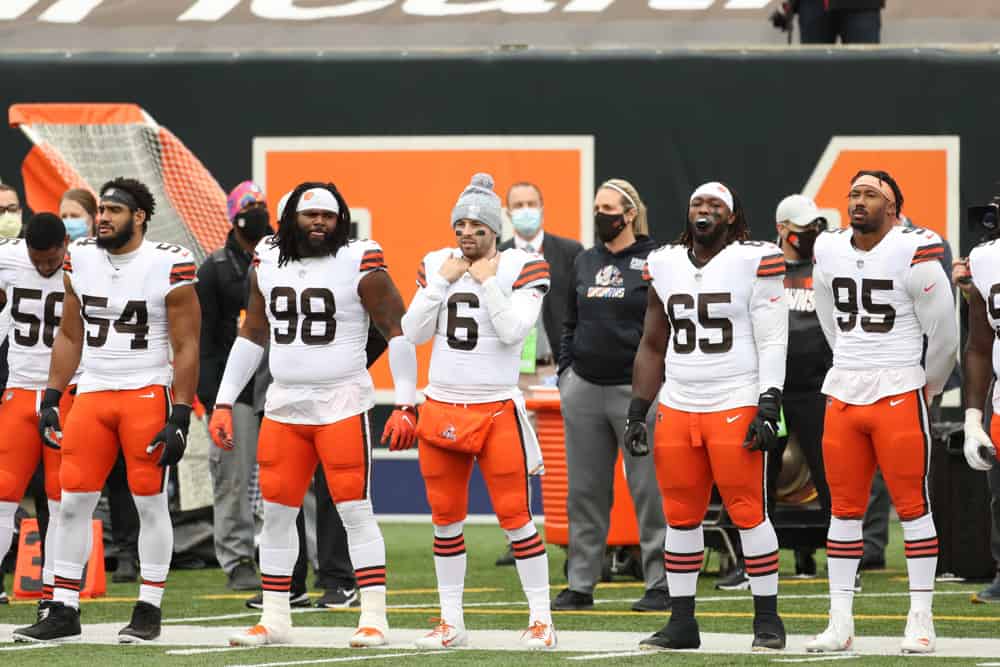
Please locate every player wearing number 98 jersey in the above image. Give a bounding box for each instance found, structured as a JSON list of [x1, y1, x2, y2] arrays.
[[629, 182, 788, 653], [401, 173, 555, 651], [808, 171, 958, 655], [14, 178, 201, 646], [210, 182, 418, 649], [0, 215, 79, 621]]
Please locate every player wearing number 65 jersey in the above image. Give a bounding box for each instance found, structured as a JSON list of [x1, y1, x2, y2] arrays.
[[402, 173, 555, 651], [807, 171, 958, 655], [629, 182, 789, 652], [209, 182, 418, 649], [14, 178, 201, 645], [0, 215, 79, 623]]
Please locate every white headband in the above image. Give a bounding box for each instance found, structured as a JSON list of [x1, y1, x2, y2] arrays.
[[690, 182, 734, 212], [602, 182, 638, 210]]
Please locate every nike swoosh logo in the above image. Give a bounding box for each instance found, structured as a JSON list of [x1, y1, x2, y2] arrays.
[[140, 392, 156, 398], [923, 283, 935, 293], [726, 415, 742, 424], [889, 399, 905, 407], [769, 296, 782, 302]]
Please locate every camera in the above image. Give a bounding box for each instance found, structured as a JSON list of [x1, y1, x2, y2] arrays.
[[769, 1, 799, 32], [967, 201, 1000, 237]]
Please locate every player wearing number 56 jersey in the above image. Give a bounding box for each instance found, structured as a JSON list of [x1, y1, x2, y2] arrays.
[[629, 182, 789, 653], [808, 171, 958, 655], [14, 178, 201, 646], [402, 173, 555, 651], [0, 215, 79, 621], [210, 182, 418, 649]]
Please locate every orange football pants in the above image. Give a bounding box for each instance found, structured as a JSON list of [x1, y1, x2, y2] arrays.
[[653, 404, 765, 529], [822, 390, 931, 521], [60, 385, 170, 496], [257, 413, 372, 507], [0, 387, 75, 502], [418, 399, 531, 531]]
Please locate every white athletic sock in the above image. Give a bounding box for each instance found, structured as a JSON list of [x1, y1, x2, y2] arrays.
[[42, 500, 60, 599], [433, 521, 466, 628], [505, 522, 551, 626], [259, 501, 299, 629], [337, 500, 387, 594], [133, 492, 172, 608], [902, 513, 937, 614], [741, 519, 780, 597], [826, 517, 863, 615], [53, 491, 100, 609], [664, 524, 705, 598], [0, 501, 16, 570]]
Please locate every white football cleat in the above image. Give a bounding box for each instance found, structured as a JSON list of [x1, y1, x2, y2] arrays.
[[414, 619, 468, 649], [349, 625, 387, 647], [228, 623, 291, 647], [521, 620, 557, 650], [900, 610, 935, 654], [805, 611, 854, 653]]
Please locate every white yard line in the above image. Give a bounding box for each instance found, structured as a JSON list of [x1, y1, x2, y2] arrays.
[[771, 656, 860, 663], [0, 643, 57, 652], [565, 649, 655, 661], [226, 651, 447, 667], [166, 646, 262, 655]]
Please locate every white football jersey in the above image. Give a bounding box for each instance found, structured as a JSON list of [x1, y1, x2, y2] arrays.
[[420, 247, 550, 402], [645, 240, 787, 412], [66, 238, 196, 393], [969, 238, 1000, 414], [0, 239, 79, 390], [813, 225, 946, 402]]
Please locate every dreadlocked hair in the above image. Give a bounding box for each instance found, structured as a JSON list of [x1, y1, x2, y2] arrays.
[[270, 181, 351, 267], [675, 185, 750, 248]]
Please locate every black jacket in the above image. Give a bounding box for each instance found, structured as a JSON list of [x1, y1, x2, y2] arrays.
[[559, 235, 659, 386], [783, 259, 832, 394], [196, 231, 254, 409], [828, 1, 884, 10], [499, 231, 583, 357]]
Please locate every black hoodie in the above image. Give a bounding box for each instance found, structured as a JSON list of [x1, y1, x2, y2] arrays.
[[559, 235, 660, 386]]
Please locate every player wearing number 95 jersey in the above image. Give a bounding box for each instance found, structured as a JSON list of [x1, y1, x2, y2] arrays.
[[807, 171, 958, 655], [14, 178, 201, 646], [210, 182, 418, 649], [629, 182, 789, 653], [401, 173, 555, 651]]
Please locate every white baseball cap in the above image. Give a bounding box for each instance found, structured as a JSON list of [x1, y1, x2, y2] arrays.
[[296, 187, 340, 215], [775, 194, 826, 228]]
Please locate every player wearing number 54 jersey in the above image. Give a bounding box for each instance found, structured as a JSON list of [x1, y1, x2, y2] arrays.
[[808, 171, 958, 655], [14, 178, 201, 645], [210, 182, 418, 649], [402, 173, 555, 651], [629, 182, 789, 653]]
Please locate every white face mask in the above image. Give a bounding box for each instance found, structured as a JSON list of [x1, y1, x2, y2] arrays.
[[0, 212, 21, 238], [511, 207, 542, 237]]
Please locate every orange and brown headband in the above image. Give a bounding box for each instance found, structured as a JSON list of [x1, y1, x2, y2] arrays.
[[850, 174, 896, 208]]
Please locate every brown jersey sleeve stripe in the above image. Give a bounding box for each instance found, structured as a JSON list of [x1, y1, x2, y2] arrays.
[[757, 265, 786, 277]]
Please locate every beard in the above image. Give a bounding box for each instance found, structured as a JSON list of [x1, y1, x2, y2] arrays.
[[689, 216, 727, 248], [96, 217, 135, 250], [294, 224, 335, 256]]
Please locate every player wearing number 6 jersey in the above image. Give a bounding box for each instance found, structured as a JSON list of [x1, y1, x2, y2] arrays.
[[629, 182, 789, 652], [807, 171, 958, 654], [0, 215, 79, 624], [14, 178, 201, 645], [402, 173, 555, 650], [210, 182, 418, 649]]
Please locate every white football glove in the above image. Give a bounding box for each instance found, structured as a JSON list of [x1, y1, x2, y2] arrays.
[[964, 408, 997, 471]]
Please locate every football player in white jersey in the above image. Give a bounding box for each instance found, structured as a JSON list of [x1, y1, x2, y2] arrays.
[[959, 238, 999, 472], [627, 182, 789, 652], [209, 181, 418, 648], [14, 178, 201, 644], [0, 214, 79, 620], [402, 173, 555, 650], [807, 170, 958, 654]]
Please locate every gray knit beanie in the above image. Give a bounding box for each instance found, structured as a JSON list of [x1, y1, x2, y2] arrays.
[[450, 172, 502, 236]]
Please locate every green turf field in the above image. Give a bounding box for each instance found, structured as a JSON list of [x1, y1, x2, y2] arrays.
[[1, 520, 998, 665]]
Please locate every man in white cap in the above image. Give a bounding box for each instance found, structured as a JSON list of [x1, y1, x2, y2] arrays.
[[402, 172, 556, 650], [209, 180, 419, 648]]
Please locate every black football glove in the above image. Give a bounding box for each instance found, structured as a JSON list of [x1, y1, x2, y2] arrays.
[[744, 388, 782, 452], [38, 388, 63, 450], [623, 398, 652, 457], [147, 404, 192, 467]]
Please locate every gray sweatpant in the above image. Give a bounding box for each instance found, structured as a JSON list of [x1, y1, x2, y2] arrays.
[[209, 401, 260, 574], [559, 368, 667, 594]]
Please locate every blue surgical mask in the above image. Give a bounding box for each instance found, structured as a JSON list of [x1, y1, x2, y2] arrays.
[[63, 217, 90, 240], [511, 207, 542, 237]]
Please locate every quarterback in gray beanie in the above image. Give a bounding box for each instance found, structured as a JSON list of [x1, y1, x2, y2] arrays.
[[451, 172, 503, 237]]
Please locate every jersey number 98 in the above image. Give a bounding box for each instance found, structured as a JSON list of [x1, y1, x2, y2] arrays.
[[270, 286, 337, 345]]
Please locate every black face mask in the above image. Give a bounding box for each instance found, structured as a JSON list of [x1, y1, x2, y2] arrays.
[[595, 212, 627, 243], [787, 228, 820, 258], [235, 207, 272, 244]]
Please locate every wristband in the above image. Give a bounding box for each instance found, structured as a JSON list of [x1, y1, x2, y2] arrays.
[[628, 397, 652, 421]]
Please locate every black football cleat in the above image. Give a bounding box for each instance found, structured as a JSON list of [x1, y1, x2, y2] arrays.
[[638, 616, 701, 650], [118, 601, 162, 643], [752, 613, 787, 651], [36, 599, 56, 623], [12, 602, 81, 643]]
